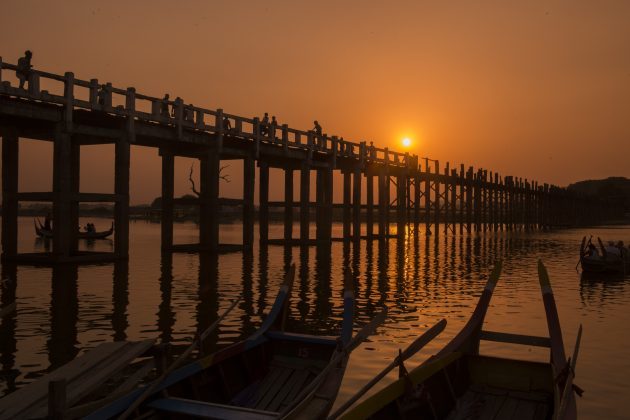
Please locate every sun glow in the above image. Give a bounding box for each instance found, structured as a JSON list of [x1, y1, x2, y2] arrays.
[[402, 137, 412, 148]]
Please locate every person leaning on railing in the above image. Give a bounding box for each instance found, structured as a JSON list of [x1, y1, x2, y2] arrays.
[[16, 50, 33, 90]]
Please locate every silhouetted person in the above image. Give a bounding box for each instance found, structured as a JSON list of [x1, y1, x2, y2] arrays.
[[44, 213, 52, 230], [97, 84, 108, 106], [369, 141, 376, 158], [161, 94, 170, 117], [16, 50, 33, 90], [260, 112, 270, 136], [313, 120, 322, 136], [171, 97, 182, 118], [223, 116, 232, 132]]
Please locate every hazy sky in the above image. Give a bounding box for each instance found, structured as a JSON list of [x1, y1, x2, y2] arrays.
[[1, 1, 629, 204]]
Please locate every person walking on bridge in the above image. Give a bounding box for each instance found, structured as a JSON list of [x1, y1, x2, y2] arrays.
[[16, 50, 33, 90]]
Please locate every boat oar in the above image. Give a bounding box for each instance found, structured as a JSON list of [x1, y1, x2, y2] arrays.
[[328, 318, 447, 419], [279, 308, 389, 419], [118, 296, 241, 420], [575, 236, 587, 270], [557, 324, 583, 420]]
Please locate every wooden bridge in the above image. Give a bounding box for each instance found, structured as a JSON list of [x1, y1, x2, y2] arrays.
[[0, 58, 606, 264]]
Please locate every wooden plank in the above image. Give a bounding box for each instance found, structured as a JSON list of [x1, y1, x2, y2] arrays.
[[494, 396, 519, 419], [279, 368, 311, 409], [148, 397, 278, 420], [267, 368, 309, 412], [0, 340, 154, 419], [479, 330, 551, 348], [511, 399, 539, 420], [478, 393, 507, 420], [256, 367, 292, 410], [247, 367, 284, 408], [0, 302, 16, 319]]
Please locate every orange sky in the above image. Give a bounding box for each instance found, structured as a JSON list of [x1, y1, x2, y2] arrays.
[[1, 1, 629, 204]]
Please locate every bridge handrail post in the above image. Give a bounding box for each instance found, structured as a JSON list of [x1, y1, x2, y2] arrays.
[[195, 109, 204, 128], [0, 56, 3, 84], [253, 117, 261, 159], [282, 124, 289, 152], [270, 120, 277, 142], [126, 87, 136, 142], [64, 72, 74, 125], [215, 109, 224, 153], [331, 136, 338, 168], [28, 71, 40, 96], [89, 79, 99, 106], [175, 97, 183, 140], [359, 141, 366, 167], [306, 131, 314, 163]]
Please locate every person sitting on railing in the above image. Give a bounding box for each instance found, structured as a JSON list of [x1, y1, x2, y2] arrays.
[[16, 50, 33, 90], [260, 112, 270, 136], [161, 94, 170, 117], [312, 120, 323, 147], [369, 141, 376, 158], [222, 116, 232, 133]]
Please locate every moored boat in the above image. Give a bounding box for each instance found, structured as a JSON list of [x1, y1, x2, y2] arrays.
[[87, 264, 358, 420], [336, 261, 581, 420], [35, 218, 114, 240]]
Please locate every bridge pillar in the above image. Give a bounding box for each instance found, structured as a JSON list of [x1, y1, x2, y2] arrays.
[[342, 171, 351, 240], [396, 173, 407, 236], [243, 156, 255, 251], [200, 150, 220, 253], [366, 174, 374, 239], [299, 163, 310, 243], [114, 136, 130, 258], [324, 167, 334, 241], [259, 162, 269, 244], [52, 127, 75, 258], [352, 169, 362, 241], [316, 168, 333, 242], [283, 169, 293, 242], [378, 170, 388, 238], [160, 150, 174, 250], [1, 129, 18, 258]]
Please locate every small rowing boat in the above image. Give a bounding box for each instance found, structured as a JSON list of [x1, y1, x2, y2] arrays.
[[336, 261, 581, 420], [88, 264, 356, 419], [579, 236, 629, 274], [34, 218, 114, 240]]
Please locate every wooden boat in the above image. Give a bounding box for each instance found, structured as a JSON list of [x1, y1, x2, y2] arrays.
[[34, 218, 114, 240], [579, 236, 629, 274], [88, 265, 356, 420], [338, 261, 581, 420]]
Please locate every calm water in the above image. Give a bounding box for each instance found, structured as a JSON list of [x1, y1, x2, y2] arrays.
[[1, 217, 629, 419]]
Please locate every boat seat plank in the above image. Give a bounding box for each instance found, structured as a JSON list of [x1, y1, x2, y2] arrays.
[[268, 367, 312, 412], [480, 330, 551, 348], [247, 366, 287, 408], [0, 339, 155, 420], [148, 397, 278, 420], [256, 367, 293, 410], [278, 368, 312, 410]]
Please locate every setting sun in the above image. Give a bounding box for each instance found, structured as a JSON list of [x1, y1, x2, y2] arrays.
[[402, 137, 412, 148]]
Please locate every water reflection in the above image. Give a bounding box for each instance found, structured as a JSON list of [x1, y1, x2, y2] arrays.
[[112, 261, 129, 341], [157, 253, 174, 344], [197, 252, 219, 354], [48, 265, 79, 370], [0, 263, 17, 394]]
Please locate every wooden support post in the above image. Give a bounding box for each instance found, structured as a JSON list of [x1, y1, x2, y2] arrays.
[[424, 160, 431, 235], [323, 167, 334, 241], [414, 174, 420, 227], [1, 129, 18, 258], [378, 170, 388, 237], [396, 173, 406, 236], [353, 169, 362, 240], [284, 169, 293, 241], [114, 134, 130, 258], [299, 163, 310, 243], [200, 150, 220, 252], [48, 379, 67, 419], [466, 167, 473, 233], [443, 164, 449, 234], [316, 169, 325, 241], [52, 126, 73, 258], [259, 162, 270, 244], [69, 142, 80, 255], [160, 151, 174, 250], [243, 156, 255, 250], [434, 160, 440, 235], [459, 165, 465, 235], [450, 169, 457, 234], [366, 174, 374, 239], [343, 171, 351, 239]]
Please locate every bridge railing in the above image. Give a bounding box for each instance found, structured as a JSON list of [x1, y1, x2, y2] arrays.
[[0, 59, 426, 171]]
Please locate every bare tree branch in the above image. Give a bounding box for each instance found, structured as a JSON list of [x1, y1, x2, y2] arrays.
[[189, 164, 200, 197], [188, 163, 231, 197]]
